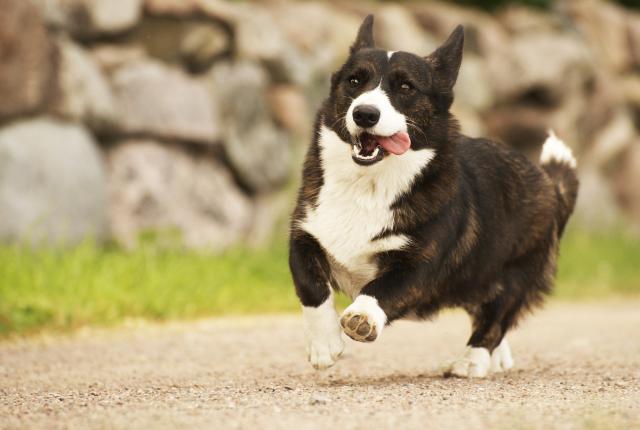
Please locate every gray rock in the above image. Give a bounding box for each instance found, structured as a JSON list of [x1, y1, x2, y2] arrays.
[[90, 44, 147, 75], [50, 37, 117, 131], [127, 16, 231, 72], [455, 54, 494, 112], [33, 0, 143, 38], [573, 167, 623, 231], [233, 4, 309, 85], [111, 61, 219, 144], [180, 22, 231, 72], [268, 85, 310, 134], [621, 75, 640, 119], [613, 142, 640, 226], [559, 0, 632, 73], [210, 61, 292, 192], [628, 12, 640, 69], [498, 5, 563, 34], [0, 118, 107, 244], [177, 0, 311, 84], [450, 104, 486, 138], [267, 1, 361, 75], [0, 0, 56, 121], [144, 0, 199, 17], [484, 105, 551, 157], [507, 33, 594, 104], [375, 4, 438, 54], [106, 140, 252, 250], [583, 109, 636, 168]]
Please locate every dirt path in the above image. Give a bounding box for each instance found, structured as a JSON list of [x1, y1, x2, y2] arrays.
[[1, 302, 639, 429]]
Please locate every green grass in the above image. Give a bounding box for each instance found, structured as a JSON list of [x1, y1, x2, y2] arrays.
[[0, 226, 639, 337], [556, 226, 640, 298]]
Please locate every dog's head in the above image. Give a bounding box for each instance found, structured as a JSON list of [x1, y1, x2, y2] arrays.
[[321, 15, 463, 166]]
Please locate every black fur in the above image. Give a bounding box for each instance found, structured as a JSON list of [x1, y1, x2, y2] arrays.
[[289, 15, 579, 353]]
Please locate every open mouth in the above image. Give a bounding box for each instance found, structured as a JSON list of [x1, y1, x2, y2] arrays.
[[352, 133, 386, 165], [351, 131, 412, 166]]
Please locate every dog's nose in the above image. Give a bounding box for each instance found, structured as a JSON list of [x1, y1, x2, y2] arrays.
[[353, 105, 380, 128]]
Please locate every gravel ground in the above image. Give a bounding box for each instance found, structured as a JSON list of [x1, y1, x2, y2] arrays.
[[1, 302, 639, 430]]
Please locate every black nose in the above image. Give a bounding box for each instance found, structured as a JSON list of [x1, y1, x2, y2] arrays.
[[353, 105, 380, 128]]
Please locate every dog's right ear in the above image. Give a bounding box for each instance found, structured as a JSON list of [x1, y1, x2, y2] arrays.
[[350, 15, 375, 54]]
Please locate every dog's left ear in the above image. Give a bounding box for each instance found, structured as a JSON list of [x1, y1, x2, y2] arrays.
[[425, 25, 464, 91], [351, 15, 375, 54]]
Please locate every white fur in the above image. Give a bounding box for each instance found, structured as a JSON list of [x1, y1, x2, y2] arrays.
[[448, 346, 491, 378], [490, 338, 514, 372], [341, 294, 387, 338], [300, 126, 436, 297], [345, 84, 407, 137], [302, 289, 344, 370], [387, 51, 396, 59], [540, 130, 577, 169]]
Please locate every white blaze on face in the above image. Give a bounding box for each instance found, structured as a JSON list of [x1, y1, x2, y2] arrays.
[[346, 84, 407, 138]]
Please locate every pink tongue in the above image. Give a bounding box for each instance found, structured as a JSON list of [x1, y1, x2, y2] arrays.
[[378, 132, 411, 155]]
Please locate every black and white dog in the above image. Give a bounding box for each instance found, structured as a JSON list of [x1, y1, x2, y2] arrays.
[[289, 15, 579, 377]]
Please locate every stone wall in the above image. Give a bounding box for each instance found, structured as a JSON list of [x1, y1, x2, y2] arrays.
[[0, 0, 639, 249]]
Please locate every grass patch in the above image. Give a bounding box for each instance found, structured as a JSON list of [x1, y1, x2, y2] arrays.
[[556, 226, 640, 299], [0, 240, 297, 337], [0, 227, 638, 337]]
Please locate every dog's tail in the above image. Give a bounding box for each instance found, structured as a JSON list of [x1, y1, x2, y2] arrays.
[[539, 130, 579, 237]]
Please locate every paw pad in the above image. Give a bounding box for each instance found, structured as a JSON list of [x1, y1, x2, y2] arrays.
[[340, 312, 377, 342]]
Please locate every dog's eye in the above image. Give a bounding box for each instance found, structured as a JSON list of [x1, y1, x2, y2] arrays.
[[400, 82, 413, 92], [349, 77, 360, 87]]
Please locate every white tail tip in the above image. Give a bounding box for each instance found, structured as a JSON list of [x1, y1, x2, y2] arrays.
[[540, 130, 577, 169]]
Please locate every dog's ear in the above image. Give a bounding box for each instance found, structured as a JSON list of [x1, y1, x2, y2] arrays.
[[350, 15, 375, 54], [425, 25, 464, 91]]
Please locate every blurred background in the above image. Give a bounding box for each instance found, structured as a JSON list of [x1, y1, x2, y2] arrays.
[[0, 0, 639, 337]]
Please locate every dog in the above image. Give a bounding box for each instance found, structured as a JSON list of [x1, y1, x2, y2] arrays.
[[288, 15, 579, 377]]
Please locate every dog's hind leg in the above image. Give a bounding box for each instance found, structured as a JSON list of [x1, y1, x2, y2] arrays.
[[446, 243, 556, 378], [446, 291, 518, 378]]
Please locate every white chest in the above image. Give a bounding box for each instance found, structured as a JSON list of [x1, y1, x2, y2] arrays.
[[300, 126, 436, 297]]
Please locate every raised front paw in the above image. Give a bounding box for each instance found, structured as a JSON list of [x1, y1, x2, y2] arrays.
[[340, 312, 378, 342], [340, 295, 387, 343]]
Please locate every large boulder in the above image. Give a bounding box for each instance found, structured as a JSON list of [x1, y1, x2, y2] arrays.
[[50, 37, 117, 131], [266, 2, 361, 76], [106, 140, 252, 250], [582, 109, 636, 168], [455, 54, 494, 113], [0, 0, 56, 121], [268, 84, 310, 135], [147, 0, 310, 84], [628, 12, 640, 69], [558, 0, 632, 73], [374, 4, 438, 54], [0, 118, 107, 244], [90, 44, 147, 75], [613, 142, 640, 225], [573, 167, 623, 231], [505, 32, 594, 106], [498, 4, 564, 34], [33, 0, 143, 38], [110, 60, 219, 144], [210, 61, 293, 193], [126, 16, 231, 72]]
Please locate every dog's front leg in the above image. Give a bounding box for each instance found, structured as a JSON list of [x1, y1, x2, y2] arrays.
[[340, 267, 420, 342], [289, 232, 344, 369]]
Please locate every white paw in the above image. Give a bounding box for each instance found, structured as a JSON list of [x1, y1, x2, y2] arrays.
[[490, 338, 514, 373], [302, 294, 345, 370], [446, 347, 491, 378], [340, 295, 387, 343]]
